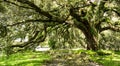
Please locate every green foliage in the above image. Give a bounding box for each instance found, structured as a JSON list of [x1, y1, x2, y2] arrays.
[[48, 38, 57, 49], [99, 31, 120, 50], [0, 24, 7, 37], [0, 4, 7, 13], [47, 24, 85, 49]]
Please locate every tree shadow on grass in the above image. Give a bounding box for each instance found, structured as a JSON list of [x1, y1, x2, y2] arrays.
[[43, 52, 102, 66]]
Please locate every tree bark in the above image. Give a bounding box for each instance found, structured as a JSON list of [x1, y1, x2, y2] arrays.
[[76, 24, 99, 51], [70, 8, 99, 51], [83, 30, 98, 50]]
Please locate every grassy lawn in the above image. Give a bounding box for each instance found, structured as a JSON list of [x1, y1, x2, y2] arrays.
[[96, 51, 120, 66], [0, 51, 51, 66], [84, 50, 120, 66], [52, 49, 120, 66], [0, 50, 120, 66]]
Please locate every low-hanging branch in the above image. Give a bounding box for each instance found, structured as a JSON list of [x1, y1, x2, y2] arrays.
[[10, 35, 46, 48], [10, 24, 47, 48], [7, 19, 51, 27], [7, 18, 70, 27]]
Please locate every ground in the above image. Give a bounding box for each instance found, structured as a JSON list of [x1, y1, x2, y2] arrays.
[[0, 50, 120, 66]]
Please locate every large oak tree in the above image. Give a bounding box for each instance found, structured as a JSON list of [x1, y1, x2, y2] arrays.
[[0, 0, 120, 51]]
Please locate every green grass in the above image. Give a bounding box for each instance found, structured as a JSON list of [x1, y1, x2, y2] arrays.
[[102, 51, 120, 66], [87, 50, 120, 66], [1, 50, 120, 66], [70, 49, 120, 66], [0, 51, 51, 66]]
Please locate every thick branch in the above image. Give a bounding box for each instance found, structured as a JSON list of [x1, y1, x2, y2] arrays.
[[95, 18, 107, 32], [10, 37, 45, 48], [100, 26, 120, 32], [4, 0, 70, 26], [17, 0, 52, 19], [7, 18, 69, 27], [10, 41, 33, 48], [69, 7, 90, 31]]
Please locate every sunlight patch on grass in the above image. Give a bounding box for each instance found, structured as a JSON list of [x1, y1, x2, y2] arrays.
[[8, 58, 46, 65], [0, 62, 4, 65], [10, 59, 43, 65], [0, 51, 50, 66], [112, 58, 120, 61]]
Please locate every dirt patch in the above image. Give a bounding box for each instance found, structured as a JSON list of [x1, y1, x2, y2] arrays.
[[43, 51, 103, 66]]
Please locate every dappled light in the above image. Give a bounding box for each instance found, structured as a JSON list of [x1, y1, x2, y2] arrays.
[[0, 0, 120, 66]]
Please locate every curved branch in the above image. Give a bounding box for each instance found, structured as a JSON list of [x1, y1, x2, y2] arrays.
[[4, 0, 70, 26], [100, 26, 120, 32], [4, 0, 53, 19], [10, 24, 47, 48], [7, 18, 70, 27], [17, 0, 52, 19]]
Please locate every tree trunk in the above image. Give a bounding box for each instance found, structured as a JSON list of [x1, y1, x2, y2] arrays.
[[76, 23, 99, 51], [83, 31, 98, 50], [75, 22, 99, 51], [70, 8, 99, 51], [74, 23, 99, 50]]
